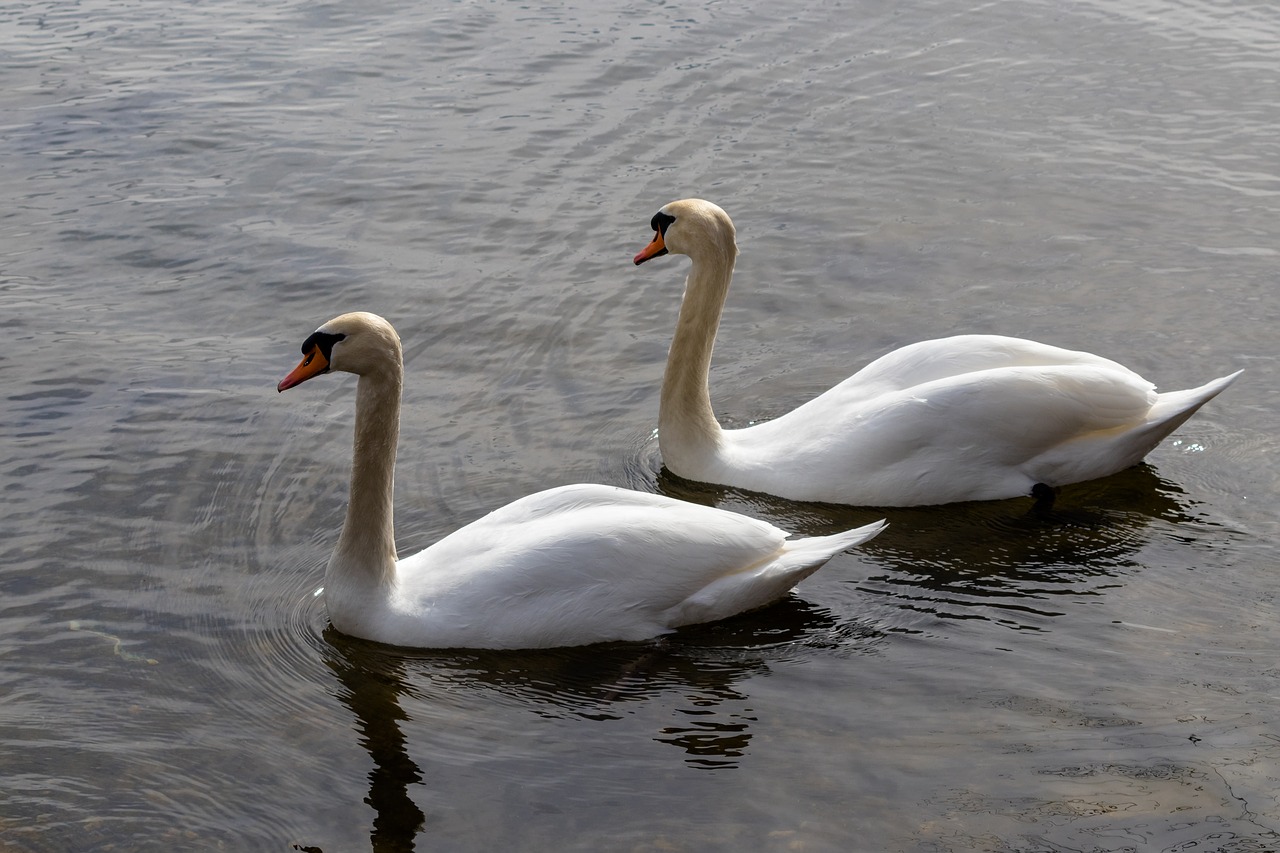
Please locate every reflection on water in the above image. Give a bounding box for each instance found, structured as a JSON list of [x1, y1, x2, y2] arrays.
[[655, 459, 1208, 631], [3, 0, 1276, 848], [861, 465, 1205, 631], [310, 604, 884, 849], [320, 640, 425, 853]]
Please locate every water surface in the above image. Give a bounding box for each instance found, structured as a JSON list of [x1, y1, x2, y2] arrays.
[[2, 0, 1277, 850]]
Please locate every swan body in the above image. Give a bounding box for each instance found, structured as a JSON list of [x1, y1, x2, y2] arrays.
[[277, 311, 885, 649], [634, 199, 1241, 506]]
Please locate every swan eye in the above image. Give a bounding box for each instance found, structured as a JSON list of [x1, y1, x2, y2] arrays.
[[651, 211, 675, 235]]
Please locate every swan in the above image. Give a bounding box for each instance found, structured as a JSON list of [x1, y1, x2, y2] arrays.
[[276, 311, 886, 649], [633, 198, 1242, 507]]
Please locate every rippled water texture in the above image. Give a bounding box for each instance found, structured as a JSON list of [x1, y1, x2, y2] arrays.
[[2, 0, 1277, 850]]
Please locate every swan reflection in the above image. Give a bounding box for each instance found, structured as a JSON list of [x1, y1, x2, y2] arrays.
[[322, 637, 425, 853], [318, 604, 883, 848], [655, 462, 1206, 631]]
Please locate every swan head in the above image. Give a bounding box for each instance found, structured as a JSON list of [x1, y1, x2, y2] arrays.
[[633, 199, 737, 266], [277, 311, 402, 392]]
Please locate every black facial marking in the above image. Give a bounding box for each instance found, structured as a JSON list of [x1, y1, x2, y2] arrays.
[[299, 330, 346, 367], [651, 211, 675, 236]]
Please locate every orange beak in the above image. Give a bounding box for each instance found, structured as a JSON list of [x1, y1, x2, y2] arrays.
[[633, 230, 668, 265], [277, 346, 330, 392]]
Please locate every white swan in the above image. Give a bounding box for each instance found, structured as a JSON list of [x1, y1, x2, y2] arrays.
[[633, 198, 1242, 507], [277, 311, 885, 649]]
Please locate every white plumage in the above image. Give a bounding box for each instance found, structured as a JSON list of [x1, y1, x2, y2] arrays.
[[634, 198, 1241, 506], [277, 311, 885, 649]]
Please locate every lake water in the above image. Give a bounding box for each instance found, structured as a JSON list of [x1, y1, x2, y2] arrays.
[[2, 0, 1277, 850]]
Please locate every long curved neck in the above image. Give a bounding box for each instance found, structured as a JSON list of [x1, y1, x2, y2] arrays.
[[330, 366, 402, 590], [659, 240, 737, 471]]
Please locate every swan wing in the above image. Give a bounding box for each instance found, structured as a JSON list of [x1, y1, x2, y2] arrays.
[[385, 484, 883, 648], [831, 334, 1141, 405], [727, 363, 1162, 504]]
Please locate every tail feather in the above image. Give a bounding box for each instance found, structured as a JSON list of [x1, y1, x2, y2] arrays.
[[1147, 369, 1243, 431], [1031, 369, 1241, 488], [669, 519, 887, 627], [779, 519, 889, 566], [764, 518, 889, 583], [1088, 369, 1237, 480]]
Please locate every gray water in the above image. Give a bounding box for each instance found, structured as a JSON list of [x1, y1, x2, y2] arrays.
[[2, 0, 1277, 850]]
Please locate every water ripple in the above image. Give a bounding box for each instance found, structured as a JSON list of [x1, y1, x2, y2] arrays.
[[1, 0, 1275, 848]]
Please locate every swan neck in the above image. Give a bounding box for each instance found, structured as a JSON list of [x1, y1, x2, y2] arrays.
[[659, 244, 736, 466], [331, 367, 401, 588]]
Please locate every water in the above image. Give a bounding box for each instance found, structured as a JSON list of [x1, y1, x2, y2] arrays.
[[2, 0, 1277, 849]]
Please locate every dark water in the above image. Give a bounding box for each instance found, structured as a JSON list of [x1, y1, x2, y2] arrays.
[[2, 0, 1277, 850]]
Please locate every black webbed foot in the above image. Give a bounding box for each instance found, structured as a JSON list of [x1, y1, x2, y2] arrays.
[[1029, 482, 1058, 517]]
